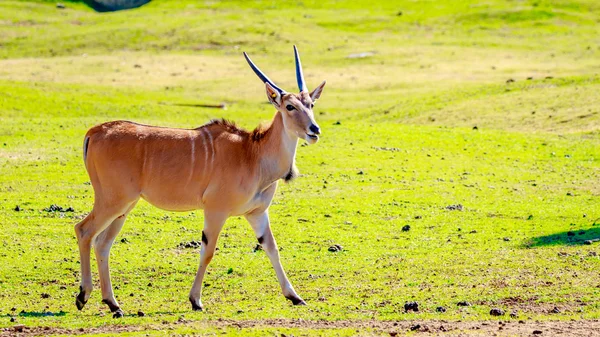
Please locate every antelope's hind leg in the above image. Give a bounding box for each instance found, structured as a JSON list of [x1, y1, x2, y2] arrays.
[[74, 200, 137, 312], [74, 209, 121, 310], [94, 201, 137, 318], [245, 211, 306, 305]]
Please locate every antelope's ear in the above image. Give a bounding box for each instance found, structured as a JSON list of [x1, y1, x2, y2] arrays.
[[265, 82, 282, 107], [310, 80, 326, 101]]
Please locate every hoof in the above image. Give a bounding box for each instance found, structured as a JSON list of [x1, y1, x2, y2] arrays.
[[76, 288, 87, 310], [112, 309, 124, 318], [102, 299, 121, 313], [190, 298, 203, 311], [287, 295, 307, 306]]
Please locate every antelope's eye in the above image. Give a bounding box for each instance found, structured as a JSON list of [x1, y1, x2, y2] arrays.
[[310, 103, 315, 108], [286, 105, 295, 111]]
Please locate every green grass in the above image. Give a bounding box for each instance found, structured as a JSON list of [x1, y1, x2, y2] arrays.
[[1, 0, 600, 335]]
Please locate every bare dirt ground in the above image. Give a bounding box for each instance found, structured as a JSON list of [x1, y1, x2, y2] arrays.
[[3, 319, 600, 336]]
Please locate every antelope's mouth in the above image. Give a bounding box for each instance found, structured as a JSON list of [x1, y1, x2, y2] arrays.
[[306, 133, 319, 140]]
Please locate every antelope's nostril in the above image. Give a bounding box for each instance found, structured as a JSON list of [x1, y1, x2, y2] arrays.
[[309, 124, 321, 135]]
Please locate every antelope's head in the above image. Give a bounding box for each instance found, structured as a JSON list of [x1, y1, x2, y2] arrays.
[[244, 46, 326, 145]]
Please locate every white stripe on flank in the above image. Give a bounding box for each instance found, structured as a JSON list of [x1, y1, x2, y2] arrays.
[[201, 128, 209, 169], [206, 128, 214, 169], [188, 130, 196, 182]]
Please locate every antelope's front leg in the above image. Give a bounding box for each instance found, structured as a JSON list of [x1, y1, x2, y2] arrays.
[[245, 211, 306, 305], [189, 211, 227, 311]]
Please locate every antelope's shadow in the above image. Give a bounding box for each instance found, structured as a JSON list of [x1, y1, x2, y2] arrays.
[[60, 0, 151, 12], [525, 223, 600, 247]]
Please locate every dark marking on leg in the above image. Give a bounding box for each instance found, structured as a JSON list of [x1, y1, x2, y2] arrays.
[[102, 299, 121, 313], [189, 297, 203, 311], [76, 285, 87, 310], [201, 231, 208, 245], [257, 236, 264, 244], [285, 294, 307, 306]]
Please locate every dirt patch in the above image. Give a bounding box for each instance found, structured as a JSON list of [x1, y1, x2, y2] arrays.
[[479, 296, 586, 314], [2, 319, 600, 336]]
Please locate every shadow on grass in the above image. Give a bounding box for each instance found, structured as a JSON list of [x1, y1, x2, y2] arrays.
[[12, 311, 67, 317], [55, 0, 151, 12], [526, 223, 600, 247]]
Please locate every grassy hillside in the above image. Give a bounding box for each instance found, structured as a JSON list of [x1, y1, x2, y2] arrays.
[[0, 0, 599, 335]]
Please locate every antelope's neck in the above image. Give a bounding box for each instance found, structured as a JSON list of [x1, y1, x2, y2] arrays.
[[257, 111, 298, 188]]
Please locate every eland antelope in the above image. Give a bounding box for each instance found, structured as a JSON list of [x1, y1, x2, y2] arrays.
[[74, 46, 326, 317]]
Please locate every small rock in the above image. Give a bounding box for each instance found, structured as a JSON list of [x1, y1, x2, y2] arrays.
[[588, 251, 597, 256], [490, 308, 505, 316], [550, 307, 561, 314], [446, 204, 463, 211], [43, 204, 73, 212], [409, 324, 421, 331], [328, 244, 343, 252], [333, 121, 341, 125], [473, 126, 478, 130], [10, 317, 15, 323], [44, 204, 62, 212], [503, 237, 511, 241], [506, 78, 515, 83], [510, 311, 518, 318], [533, 330, 543, 335], [41, 293, 50, 299], [414, 215, 422, 219], [137, 310, 145, 317], [134, 64, 142, 68], [584, 240, 593, 245], [147, 282, 152, 287], [404, 301, 419, 312], [357, 170, 364, 175], [389, 332, 398, 337], [14, 205, 21, 212], [567, 231, 575, 236], [121, 238, 130, 244], [457, 301, 471, 307], [396, 11, 402, 16], [402, 225, 410, 232], [436, 306, 446, 313], [56, 3, 65, 9]]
